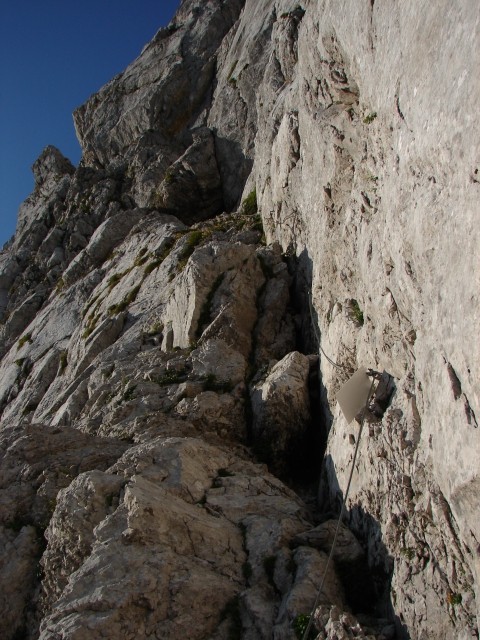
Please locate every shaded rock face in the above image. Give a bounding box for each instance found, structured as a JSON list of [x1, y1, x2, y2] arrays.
[[31, 145, 75, 188], [250, 351, 311, 477], [0, 1, 479, 640]]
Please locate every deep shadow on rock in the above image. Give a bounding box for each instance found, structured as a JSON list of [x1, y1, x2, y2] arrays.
[[319, 454, 410, 639]]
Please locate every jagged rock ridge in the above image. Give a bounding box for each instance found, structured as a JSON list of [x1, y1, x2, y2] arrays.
[[0, 0, 478, 639]]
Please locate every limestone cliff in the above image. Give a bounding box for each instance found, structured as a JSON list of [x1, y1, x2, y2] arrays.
[[0, 1, 478, 639]]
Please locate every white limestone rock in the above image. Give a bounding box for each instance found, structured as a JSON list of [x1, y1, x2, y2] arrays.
[[0, 0, 478, 638], [250, 351, 311, 476], [190, 338, 247, 386]]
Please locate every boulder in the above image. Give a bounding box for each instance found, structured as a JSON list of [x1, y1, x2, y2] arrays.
[[250, 351, 311, 476]]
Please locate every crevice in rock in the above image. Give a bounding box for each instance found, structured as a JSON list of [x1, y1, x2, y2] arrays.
[[445, 360, 462, 400]]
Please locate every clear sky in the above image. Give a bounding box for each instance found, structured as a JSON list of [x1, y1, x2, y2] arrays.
[[0, 0, 181, 248]]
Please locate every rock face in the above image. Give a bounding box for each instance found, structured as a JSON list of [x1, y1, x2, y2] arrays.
[[0, 1, 478, 639], [250, 351, 311, 477]]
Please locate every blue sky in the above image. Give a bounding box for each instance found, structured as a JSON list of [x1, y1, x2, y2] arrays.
[[0, 0, 181, 247]]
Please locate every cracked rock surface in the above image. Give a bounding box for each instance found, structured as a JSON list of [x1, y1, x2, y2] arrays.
[[0, 0, 478, 639]]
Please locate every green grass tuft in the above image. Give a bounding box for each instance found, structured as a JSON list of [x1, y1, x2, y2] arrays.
[[154, 368, 187, 386], [144, 236, 178, 275], [178, 230, 205, 270], [447, 592, 462, 606], [144, 258, 162, 275], [241, 189, 257, 216], [351, 299, 364, 326], [108, 285, 141, 315], [363, 111, 377, 124], [163, 167, 176, 184], [17, 333, 33, 349], [82, 314, 100, 339], [134, 252, 149, 267], [107, 268, 132, 291], [293, 614, 315, 640]]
